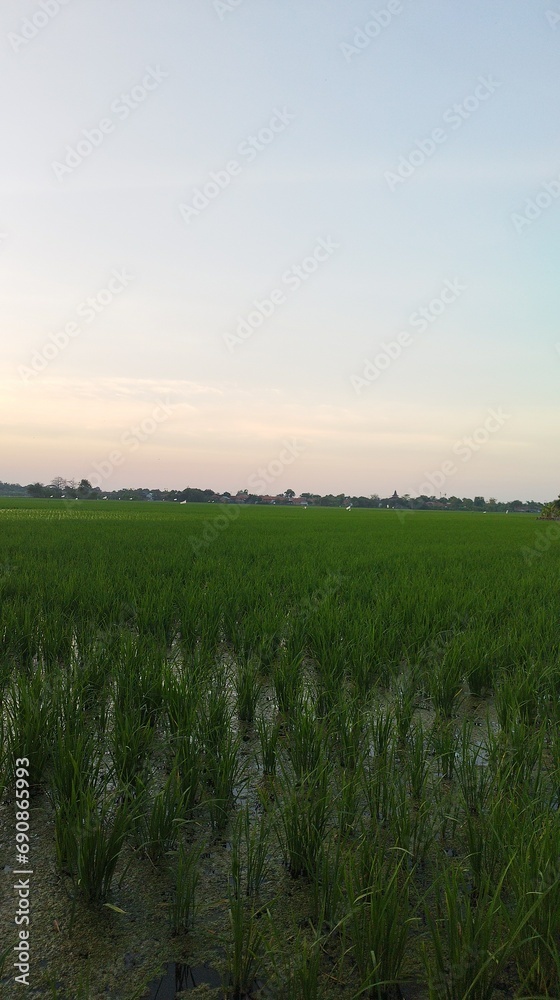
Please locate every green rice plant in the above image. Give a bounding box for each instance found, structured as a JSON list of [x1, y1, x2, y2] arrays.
[[337, 766, 363, 837], [113, 637, 148, 711], [74, 789, 137, 903], [494, 671, 520, 733], [230, 801, 271, 898], [428, 646, 464, 719], [53, 777, 85, 874], [5, 666, 56, 786], [164, 658, 204, 734], [230, 808, 244, 897], [199, 673, 232, 755], [391, 668, 417, 743], [276, 765, 330, 878], [55, 660, 99, 730], [169, 840, 202, 934], [511, 817, 560, 996], [542, 674, 560, 733], [314, 675, 339, 721], [389, 784, 435, 868], [222, 606, 244, 650], [313, 638, 347, 719], [404, 721, 430, 801], [134, 585, 176, 644], [429, 719, 458, 781], [369, 708, 394, 759], [327, 693, 367, 770], [495, 663, 545, 733], [272, 649, 304, 716], [422, 864, 513, 1000], [285, 699, 325, 780], [349, 638, 379, 700], [134, 769, 189, 864], [110, 701, 155, 787], [432, 786, 461, 857], [197, 593, 224, 657], [464, 632, 495, 697], [205, 729, 245, 831], [506, 715, 542, 768], [455, 722, 493, 816], [283, 617, 307, 665], [256, 714, 279, 775], [241, 803, 271, 897], [7, 607, 40, 670], [515, 662, 548, 726], [283, 931, 322, 1000], [235, 654, 262, 724], [550, 725, 560, 789], [177, 595, 201, 656], [496, 720, 546, 800], [38, 614, 74, 665], [255, 630, 282, 675], [343, 843, 414, 999], [463, 808, 505, 899], [360, 744, 394, 826], [458, 757, 493, 821], [170, 732, 201, 815], [310, 832, 346, 931], [50, 725, 104, 871], [50, 722, 101, 799], [225, 886, 265, 999], [133, 650, 166, 728], [0, 654, 12, 696]]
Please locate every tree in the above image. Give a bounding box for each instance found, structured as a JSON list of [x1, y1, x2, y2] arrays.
[[78, 479, 92, 497], [285, 488, 295, 499], [27, 482, 47, 498], [319, 494, 339, 507]]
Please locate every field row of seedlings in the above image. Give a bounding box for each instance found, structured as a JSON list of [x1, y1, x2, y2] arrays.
[[0, 502, 559, 998]]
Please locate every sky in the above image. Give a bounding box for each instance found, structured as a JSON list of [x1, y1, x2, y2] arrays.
[[1, 0, 559, 501]]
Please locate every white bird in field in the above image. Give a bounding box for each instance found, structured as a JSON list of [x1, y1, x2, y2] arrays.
[[346, 504, 352, 511]]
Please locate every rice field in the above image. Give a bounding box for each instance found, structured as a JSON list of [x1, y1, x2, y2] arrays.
[[0, 499, 559, 999]]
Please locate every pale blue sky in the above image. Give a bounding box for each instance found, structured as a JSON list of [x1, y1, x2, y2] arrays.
[[1, 0, 558, 499]]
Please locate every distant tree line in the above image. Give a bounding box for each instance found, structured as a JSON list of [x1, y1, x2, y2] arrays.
[[0, 478, 549, 511], [23, 479, 216, 503], [0, 481, 27, 497]]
